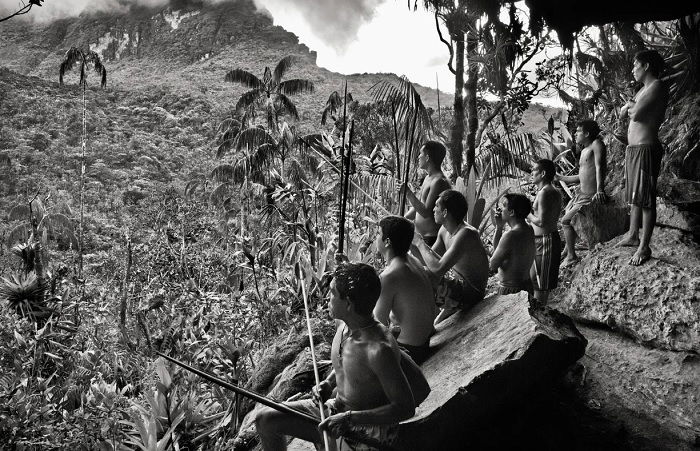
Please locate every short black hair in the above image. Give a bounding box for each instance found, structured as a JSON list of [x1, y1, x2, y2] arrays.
[[504, 193, 531, 220], [422, 141, 447, 167], [536, 159, 556, 182], [634, 50, 665, 78], [439, 189, 468, 222], [379, 215, 414, 256], [334, 263, 381, 317], [577, 119, 601, 140]]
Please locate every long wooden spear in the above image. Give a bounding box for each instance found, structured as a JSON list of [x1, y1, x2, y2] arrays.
[[337, 81, 349, 254], [338, 120, 354, 254]]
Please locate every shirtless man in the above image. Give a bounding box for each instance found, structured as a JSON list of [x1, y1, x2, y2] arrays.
[[255, 263, 415, 451], [490, 193, 536, 295], [412, 190, 489, 324], [527, 159, 563, 306], [374, 216, 435, 365], [557, 120, 607, 266], [617, 50, 669, 265], [402, 141, 452, 246]]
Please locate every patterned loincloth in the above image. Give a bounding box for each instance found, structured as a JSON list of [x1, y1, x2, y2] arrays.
[[625, 142, 664, 209]]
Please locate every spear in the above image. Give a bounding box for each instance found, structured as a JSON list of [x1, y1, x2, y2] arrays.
[[337, 81, 349, 254], [155, 351, 399, 450], [339, 120, 354, 255]]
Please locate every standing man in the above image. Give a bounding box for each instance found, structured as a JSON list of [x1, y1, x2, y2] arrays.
[[255, 263, 415, 451], [617, 49, 669, 265], [412, 190, 489, 323], [527, 159, 563, 306], [402, 141, 452, 246], [490, 194, 536, 295], [374, 216, 436, 365], [557, 120, 608, 266]]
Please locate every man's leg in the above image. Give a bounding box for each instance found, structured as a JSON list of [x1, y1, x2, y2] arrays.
[[561, 203, 579, 266], [255, 403, 324, 451], [617, 205, 641, 247], [630, 206, 655, 265]]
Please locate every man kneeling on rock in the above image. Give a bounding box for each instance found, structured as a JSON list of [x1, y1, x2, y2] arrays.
[[490, 193, 536, 296], [412, 190, 489, 324], [374, 215, 436, 365], [256, 263, 416, 450]]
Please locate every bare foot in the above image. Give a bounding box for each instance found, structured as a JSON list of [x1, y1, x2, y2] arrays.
[[434, 307, 457, 325], [629, 246, 651, 266], [561, 256, 580, 268], [615, 235, 640, 248]]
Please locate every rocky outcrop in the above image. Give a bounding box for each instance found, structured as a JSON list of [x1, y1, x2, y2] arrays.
[[571, 194, 629, 246], [395, 292, 587, 450], [553, 228, 700, 353], [578, 324, 700, 449]]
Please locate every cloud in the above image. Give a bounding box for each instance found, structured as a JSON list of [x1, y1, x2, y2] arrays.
[[254, 0, 386, 52], [0, 0, 177, 23]]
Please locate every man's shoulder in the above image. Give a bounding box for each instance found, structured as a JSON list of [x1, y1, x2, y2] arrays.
[[429, 175, 451, 189]]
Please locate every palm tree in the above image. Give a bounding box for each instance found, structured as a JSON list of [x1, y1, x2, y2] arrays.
[[223, 55, 314, 133], [59, 47, 107, 280]]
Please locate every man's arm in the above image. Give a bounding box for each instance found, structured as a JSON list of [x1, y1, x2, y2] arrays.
[[320, 345, 414, 432], [628, 82, 666, 120], [404, 207, 416, 220], [405, 178, 450, 218], [373, 274, 395, 326], [415, 230, 466, 279], [489, 230, 512, 273], [527, 195, 543, 228], [556, 173, 580, 184], [592, 140, 607, 202]]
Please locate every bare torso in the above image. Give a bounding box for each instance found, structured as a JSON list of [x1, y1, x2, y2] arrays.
[[531, 184, 561, 235], [438, 224, 489, 286], [414, 174, 450, 238], [577, 142, 600, 196], [627, 80, 668, 146], [332, 323, 400, 411], [497, 224, 536, 286], [381, 257, 435, 346]]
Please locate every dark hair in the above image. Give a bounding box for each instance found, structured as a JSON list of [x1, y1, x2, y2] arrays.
[[334, 263, 381, 316], [577, 119, 601, 140], [634, 50, 664, 77], [379, 215, 414, 256], [504, 193, 531, 220], [439, 189, 468, 222], [422, 141, 447, 167], [536, 159, 556, 182]]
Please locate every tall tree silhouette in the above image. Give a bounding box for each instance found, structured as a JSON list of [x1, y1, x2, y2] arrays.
[[59, 47, 107, 280]]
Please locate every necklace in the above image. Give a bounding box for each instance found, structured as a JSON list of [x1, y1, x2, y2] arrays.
[[338, 321, 378, 364]]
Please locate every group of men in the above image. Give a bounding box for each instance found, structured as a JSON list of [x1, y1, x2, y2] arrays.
[[253, 49, 669, 450]]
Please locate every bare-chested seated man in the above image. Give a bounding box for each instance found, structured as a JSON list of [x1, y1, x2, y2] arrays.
[[527, 159, 563, 306], [616, 49, 669, 266], [255, 263, 416, 451], [402, 140, 452, 246], [490, 193, 536, 295], [412, 190, 489, 324], [374, 216, 435, 365], [556, 119, 607, 266]]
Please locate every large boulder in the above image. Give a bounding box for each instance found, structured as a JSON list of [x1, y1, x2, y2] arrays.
[[577, 324, 700, 449], [395, 291, 587, 450], [571, 194, 629, 246], [553, 228, 700, 353]]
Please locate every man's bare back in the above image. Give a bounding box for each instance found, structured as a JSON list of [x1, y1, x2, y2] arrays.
[[495, 224, 535, 286], [530, 184, 561, 236], [375, 257, 435, 347], [436, 224, 489, 285], [332, 321, 408, 411]]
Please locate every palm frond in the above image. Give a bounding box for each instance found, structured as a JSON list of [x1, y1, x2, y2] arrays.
[[0, 151, 10, 167], [278, 79, 314, 96], [209, 183, 233, 206], [476, 133, 538, 189], [275, 93, 299, 120], [59, 47, 84, 85], [6, 223, 31, 247], [185, 180, 206, 199], [369, 76, 434, 142], [273, 56, 297, 85], [85, 51, 107, 88], [0, 272, 50, 319], [39, 213, 78, 249], [235, 126, 276, 153], [224, 69, 263, 89], [211, 165, 243, 184], [235, 88, 264, 113], [321, 91, 342, 125]]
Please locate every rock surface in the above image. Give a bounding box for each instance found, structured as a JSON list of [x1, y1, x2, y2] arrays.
[[571, 194, 629, 246], [395, 291, 586, 450], [578, 324, 700, 449], [553, 228, 700, 353]]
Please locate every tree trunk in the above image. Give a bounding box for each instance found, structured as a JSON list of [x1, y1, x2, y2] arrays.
[[78, 82, 86, 279], [450, 32, 465, 180], [463, 14, 479, 179]]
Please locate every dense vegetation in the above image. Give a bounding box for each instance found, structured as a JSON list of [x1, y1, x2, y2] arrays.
[[0, 2, 697, 449]]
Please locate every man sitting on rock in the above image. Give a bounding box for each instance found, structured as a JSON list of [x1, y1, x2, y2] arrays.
[[374, 216, 436, 365], [401, 140, 452, 246], [556, 119, 608, 266], [490, 193, 536, 295], [616, 49, 669, 266], [527, 159, 563, 306], [255, 263, 416, 451], [412, 190, 489, 324]]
